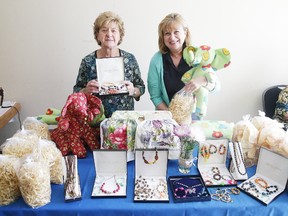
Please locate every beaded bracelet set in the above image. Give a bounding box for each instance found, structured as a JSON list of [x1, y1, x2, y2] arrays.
[[200, 166, 237, 186], [134, 176, 168, 201], [210, 187, 240, 203], [200, 143, 227, 161], [239, 177, 279, 201]]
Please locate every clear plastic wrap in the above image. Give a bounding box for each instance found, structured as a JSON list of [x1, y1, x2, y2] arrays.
[[0, 155, 21, 206], [169, 88, 195, 125], [18, 154, 51, 208], [1, 137, 38, 158], [232, 115, 259, 167], [23, 117, 51, 140], [38, 139, 64, 184]]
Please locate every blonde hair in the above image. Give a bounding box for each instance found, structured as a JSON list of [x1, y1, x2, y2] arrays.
[[93, 11, 125, 46], [158, 13, 192, 54]]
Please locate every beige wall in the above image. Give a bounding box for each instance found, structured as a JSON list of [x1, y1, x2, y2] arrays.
[[1, 0, 288, 143]]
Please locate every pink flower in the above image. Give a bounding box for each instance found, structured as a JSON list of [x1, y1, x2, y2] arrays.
[[174, 125, 191, 138], [108, 125, 127, 149]]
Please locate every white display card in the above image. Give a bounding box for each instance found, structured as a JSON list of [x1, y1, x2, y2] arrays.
[[91, 150, 127, 197], [96, 57, 128, 95], [134, 149, 169, 202], [238, 147, 288, 205], [197, 139, 237, 187], [229, 141, 248, 180]]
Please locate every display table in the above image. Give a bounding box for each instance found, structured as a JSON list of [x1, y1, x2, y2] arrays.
[[0, 102, 21, 129], [0, 149, 287, 216]]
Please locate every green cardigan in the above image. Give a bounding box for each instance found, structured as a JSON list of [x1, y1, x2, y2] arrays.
[[147, 51, 170, 108]]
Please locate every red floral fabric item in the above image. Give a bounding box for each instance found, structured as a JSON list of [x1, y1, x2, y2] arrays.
[[50, 93, 102, 158]]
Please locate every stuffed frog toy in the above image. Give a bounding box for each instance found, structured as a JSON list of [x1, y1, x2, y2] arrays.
[[182, 45, 231, 119]]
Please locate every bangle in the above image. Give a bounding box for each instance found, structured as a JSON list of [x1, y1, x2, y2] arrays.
[[219, 144, 226, 155]]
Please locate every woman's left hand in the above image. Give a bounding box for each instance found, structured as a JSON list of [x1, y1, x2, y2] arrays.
[[185, 76, 207, 91], [124, 81, 135, 96]]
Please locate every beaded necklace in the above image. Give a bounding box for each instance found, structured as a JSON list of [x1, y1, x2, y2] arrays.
[[142, 149, 159, 165], [100, 175, 121, 194], [233, 142, 247, 175]]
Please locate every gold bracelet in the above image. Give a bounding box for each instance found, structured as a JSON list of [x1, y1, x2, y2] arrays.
[[254, 177, 268, 189]]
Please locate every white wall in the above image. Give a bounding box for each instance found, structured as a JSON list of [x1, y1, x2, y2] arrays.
[[1, 0, 288, 143]]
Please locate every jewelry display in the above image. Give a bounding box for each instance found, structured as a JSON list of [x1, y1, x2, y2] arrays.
[[156, 181, 168, 199], [200, 166, 236, 186], [200, 145, 210, 160], [254, 177, 268, 189], [134, 176, 168, 201], [219, 144, 226, 155], [174, 187, 187, 198], [213, 173, 221, 181], [262, 185, 278, 196], [142, 149, 159, 165], [239, 178, 279, 201], [100, 175, 121, 194], [170, 177, 209, 201], [209, 144, 217, 154], [64, 155, 81, 200], [134, 176, 154, 200], [205, 180, 213, 186], [232, 142, 247, 175], [92, 175, 126, 197], [212, 167, 220, 174], [210, 187, 240, 203]]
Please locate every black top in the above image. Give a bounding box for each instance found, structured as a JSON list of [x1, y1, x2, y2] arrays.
[[162, 52, 192, 101]]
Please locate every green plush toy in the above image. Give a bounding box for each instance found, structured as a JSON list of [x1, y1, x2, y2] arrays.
[[37, 108, 61, 125], [182, 45, 231, 119], [37, 105, 105, 126]]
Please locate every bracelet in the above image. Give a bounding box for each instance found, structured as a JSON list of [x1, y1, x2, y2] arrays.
[[262, 185, 278, 196], [212, 166, 220, 174], [174, 187, 187, 198], [213, 173, 222, 181], [209, 144, 217, 154], [219, 144, 226, 155], [200, 145, 210, 160], [254, 177, 268, 189]]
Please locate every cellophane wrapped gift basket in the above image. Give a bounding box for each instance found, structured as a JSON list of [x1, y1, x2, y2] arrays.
[[232, 115, 259, 167]]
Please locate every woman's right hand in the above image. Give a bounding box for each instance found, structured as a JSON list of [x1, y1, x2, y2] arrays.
[[82, 79, 99, 94]]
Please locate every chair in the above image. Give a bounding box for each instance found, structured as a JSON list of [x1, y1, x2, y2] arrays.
[[262, 85, 287, 118]]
